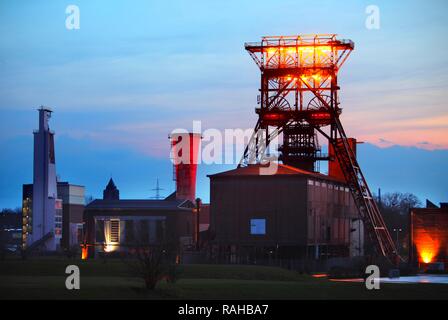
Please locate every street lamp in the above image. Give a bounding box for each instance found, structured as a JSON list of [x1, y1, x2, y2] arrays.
[[393, 228, 402, 254]]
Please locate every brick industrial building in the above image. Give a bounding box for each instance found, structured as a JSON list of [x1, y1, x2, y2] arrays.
[[208, 163, 363, 263], [83, 179, 195, 257], [410, 200, 448, 268]]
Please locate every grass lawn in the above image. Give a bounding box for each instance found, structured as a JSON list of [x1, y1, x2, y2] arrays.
[[0, 258, 447, 300]]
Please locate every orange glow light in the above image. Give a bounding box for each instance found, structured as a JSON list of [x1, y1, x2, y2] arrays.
[[266, 48, 276, 56], [298, 47, 314, 53], [317, 46, 331, 52], [312, 273, 328, 278], [414, 232, 440, 264], [104, 243, 116, 253], [81, 245, 88, 260], [263, 45, 333, 66], [311, 113, 331, 120]]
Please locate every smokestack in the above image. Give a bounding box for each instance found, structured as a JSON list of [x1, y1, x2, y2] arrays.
[[170, 132, 201, 202], [328, 138, 357, 182]]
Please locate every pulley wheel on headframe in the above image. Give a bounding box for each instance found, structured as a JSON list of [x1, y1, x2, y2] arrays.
[[266, 49, 296, 68], [267, 95, 291, 111], [260, 96, 292, 124], [307, 95, 339, 127]]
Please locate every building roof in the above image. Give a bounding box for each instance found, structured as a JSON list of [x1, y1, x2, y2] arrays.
[[411, 200, 448, 214], [411, 207, 448, 215], [207, 163, 346, 183], [85, 198, 194, 211]]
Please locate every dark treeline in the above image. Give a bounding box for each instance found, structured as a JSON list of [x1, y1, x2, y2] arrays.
[[0, 208, 22, 229], [376, 192, 422, 255]]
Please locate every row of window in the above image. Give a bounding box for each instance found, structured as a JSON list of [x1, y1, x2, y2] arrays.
[[96, 219, 166, 244], [308, 179, 349, 192]]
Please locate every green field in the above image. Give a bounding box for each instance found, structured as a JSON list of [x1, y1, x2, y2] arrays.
[[0, 258, 447, 300]]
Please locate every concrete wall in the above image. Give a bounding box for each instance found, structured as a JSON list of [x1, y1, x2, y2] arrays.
[[58, 184, 85, 206], [57, 183, 85, 249], [306, 178, 359, 246], [61, 204, 84, 249]]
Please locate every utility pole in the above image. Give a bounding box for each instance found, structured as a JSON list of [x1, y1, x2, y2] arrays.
[[195, 198, 201, 251], [151, 178, 164, 200], [378, 187, 382, 208]]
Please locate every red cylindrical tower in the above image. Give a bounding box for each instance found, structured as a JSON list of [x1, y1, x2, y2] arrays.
[[170, 133, 201, 202]]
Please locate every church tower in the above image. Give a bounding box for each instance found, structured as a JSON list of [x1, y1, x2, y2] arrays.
[[103, 178, 119, 200]]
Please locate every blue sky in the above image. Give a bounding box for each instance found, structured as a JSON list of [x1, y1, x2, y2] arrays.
[[0, 0, 447, 208]]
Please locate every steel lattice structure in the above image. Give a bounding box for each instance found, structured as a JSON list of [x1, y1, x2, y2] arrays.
[[239, 34, 400, 263]]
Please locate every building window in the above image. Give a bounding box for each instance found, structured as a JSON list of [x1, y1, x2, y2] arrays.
[[125, 220, 135, 244], [326, 226, 331, 241], [138, 220, 150, 243], [156, 220, 166, 242], [96, 220, 105, 242], [250, 219, 266, 235], [54, 199, 63, 238], [110, 219, 120, 243], [76, 224, 84, 244]]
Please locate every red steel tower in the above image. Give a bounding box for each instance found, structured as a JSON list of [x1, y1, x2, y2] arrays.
[[240, 34, 399, 263]]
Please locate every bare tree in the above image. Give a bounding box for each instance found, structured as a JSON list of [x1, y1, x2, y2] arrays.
[[122, 243, 179, 290], [0, 228, 6, 261], [381, 192, 422, 213], [0, 208, 22, 260], [377, 192, 422, 255], [120, 219, 180, 290]]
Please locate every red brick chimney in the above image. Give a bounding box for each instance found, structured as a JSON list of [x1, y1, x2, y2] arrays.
[[170, 133, 201, 202]]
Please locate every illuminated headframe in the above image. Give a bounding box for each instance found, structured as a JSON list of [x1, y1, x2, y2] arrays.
[[245, 34, 354, 127], [245, 34, 354, 70]]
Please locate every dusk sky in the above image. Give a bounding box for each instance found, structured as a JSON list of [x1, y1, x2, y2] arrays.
[[0, 0, 447, 208]]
